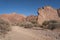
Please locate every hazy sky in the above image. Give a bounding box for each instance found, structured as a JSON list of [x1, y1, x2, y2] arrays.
[[0, 0, 60, 16]]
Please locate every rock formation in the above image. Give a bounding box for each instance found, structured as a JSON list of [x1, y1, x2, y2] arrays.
[[37, 6, 59, 25], [0, 6, 60, 26], [0, 13, 26, 25], [26, 15, 37, 22], [57, 8, 60, 17]]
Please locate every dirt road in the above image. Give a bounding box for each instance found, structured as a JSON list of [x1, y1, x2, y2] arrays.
[[2, 26, 60, 40]]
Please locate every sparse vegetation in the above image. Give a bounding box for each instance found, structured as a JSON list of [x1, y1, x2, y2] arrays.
[[24, 23, 33, 28], [30, 20, 37, 24], [18, 20, 41, 28], [42, 20, 60, 30], [0, 18, 11, 37], [13, 19, 60, 30], [18, 22, 33, 28]]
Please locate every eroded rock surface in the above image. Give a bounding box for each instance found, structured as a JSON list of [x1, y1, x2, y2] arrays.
[[0, 13, 26, 25], [37, 6, 59, 25]]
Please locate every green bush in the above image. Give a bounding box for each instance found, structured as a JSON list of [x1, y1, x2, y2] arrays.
[[0, 18, 11, 37]]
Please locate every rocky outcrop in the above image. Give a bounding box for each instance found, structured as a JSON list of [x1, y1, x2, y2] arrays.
[[57, 8, 60, 17], [26, 15, 37, 22], [0, 13, 26, 25], [37, 6, 59, 25]]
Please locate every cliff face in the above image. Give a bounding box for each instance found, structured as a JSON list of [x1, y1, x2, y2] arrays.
[[37, 6, 59, 25]]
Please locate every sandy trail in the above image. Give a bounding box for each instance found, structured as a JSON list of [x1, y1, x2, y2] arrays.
[[1, 26, 60, 40], [3, 26, 40, 40]]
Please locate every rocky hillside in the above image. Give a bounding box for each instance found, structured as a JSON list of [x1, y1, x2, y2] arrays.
[[0, 6, 60, 25], [0, 13, 26, 25]]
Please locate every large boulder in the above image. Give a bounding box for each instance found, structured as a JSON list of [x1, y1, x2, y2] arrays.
[[37, 6, 59, 25]]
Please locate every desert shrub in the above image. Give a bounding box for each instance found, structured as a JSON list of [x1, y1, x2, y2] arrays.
[[0, 18, 11, 37], [42, 21, 49, 26], [47, 23, 56, 30], [24, 23, 33, 28], [18, 21, 41, 28], [42, 20, 57, 26], [42, 20, 58, 30], [30, 20, 41, 27], [30, 20, 37, 24], [17, 22, 26, 27], [33, 23, 41, 27], [18, 22, 34, 28]]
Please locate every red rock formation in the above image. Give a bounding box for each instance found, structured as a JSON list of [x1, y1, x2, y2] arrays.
[[0, 13, 26, 25], [26, 15, 37, 22], [0, 6, 60, 26], [37, 6, 59, 25], [57, 8, 60, 17]]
